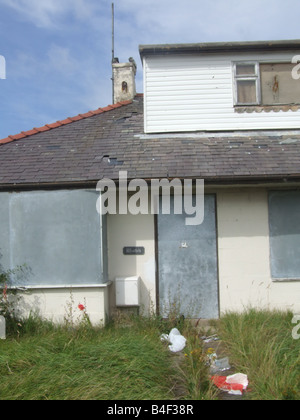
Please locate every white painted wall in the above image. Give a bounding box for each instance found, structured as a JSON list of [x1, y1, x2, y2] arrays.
[[16, 284, 111, 326], [107, 213, 156, 315], [216, 187, 300, 314], [143, 51, 300, 133]]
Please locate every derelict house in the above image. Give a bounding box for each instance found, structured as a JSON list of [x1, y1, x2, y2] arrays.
[[1, 40, 300, 324]]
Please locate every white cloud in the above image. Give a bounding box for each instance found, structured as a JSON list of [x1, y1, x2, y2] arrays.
[[0, 0, 66, 28], [0, 0, 106, 29], [115, 0, 300, 44], [47, 45, 79, 75]]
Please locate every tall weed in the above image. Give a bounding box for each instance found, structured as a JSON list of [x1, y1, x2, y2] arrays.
[[218, 309, 300, 400]]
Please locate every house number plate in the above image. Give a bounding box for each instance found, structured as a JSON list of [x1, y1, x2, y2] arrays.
[[123, 247, 145, 255]]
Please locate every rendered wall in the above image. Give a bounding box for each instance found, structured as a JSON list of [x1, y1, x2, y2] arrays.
[[107, 213, 156, 315], [16, 285, 111, 326], [217, 187, 300, 314]]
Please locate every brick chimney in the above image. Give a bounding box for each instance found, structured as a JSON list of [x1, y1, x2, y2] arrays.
[[112, 58, 137, 104]]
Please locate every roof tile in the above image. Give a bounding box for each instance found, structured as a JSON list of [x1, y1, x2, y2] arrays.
[[22, 129, 39, 136], [0, 137, 13, 144], [79, 111, 94, 118], [34, 125, 50, 133], [59, 118, 73, 125], [46, 122, 62, 129], [0, 99, 134, 146], [1, 95, 300, 186], [10, 133, 26, 140]]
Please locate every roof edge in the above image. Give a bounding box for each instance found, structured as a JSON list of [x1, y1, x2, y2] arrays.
[[139, 39, 300, 57], [0, 97, 142, 146], [1, 174, 300, 191]]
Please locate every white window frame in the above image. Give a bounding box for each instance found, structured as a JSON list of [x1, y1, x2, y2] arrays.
[[233, 62, 260, 106]]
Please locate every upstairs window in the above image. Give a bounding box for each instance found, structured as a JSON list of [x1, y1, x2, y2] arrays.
[[260, 63, 300, 105], [234, 63, 260, 105], [234, 62, 300, 109]]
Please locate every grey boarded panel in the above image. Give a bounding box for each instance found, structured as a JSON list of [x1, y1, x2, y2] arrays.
[[0, 192, 11, 272], [101, 214, 108, 282], [10, 189, 102, 286], [157, 195, 219, 319], [269, 190, 300, 279]]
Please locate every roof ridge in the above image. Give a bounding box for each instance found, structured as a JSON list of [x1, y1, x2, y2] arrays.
[[0, 99, 134, 146]]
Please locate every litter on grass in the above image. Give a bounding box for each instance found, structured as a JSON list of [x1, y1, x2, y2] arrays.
[[160, 328, 187, 353], [211, 373, 248, 396], [205, 347, 231, 373], [202, 334, 219, 343], [210, 357, 231, 373]]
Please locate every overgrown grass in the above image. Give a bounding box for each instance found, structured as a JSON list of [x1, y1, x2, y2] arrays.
[[0, 313, 213, 400], [0, 319, 173, 400], [2, 309, 297, 400], [217, 309, 300, 400]]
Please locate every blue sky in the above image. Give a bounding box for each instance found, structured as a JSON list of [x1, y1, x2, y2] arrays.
[[1, 0, 300, 139]]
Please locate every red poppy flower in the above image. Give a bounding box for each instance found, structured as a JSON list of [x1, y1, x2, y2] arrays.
[[78, 304, 85, 311], [2, 284, 7, 300]]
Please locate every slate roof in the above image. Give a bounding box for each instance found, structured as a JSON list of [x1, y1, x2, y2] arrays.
[[1, 94, 300, 188]]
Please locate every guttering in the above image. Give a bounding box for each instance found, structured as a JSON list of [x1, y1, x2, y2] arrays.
[[1, 174, 300, 192], [139, 39, 300, 58]]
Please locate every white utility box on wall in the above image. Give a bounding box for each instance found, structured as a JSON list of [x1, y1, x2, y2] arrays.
[[115, 276, 140, 307]]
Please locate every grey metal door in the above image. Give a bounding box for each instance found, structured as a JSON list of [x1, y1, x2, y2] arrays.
[[157, 195, 219, 319]]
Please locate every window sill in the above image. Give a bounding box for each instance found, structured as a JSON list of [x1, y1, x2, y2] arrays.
[[234, 105, 300, 113], [8, 282, 112, 290], [272, 278, 300, 283]]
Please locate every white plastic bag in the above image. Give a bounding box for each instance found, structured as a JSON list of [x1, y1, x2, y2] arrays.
[[226, 373, 249, 395], [160, 328, 187, 352]]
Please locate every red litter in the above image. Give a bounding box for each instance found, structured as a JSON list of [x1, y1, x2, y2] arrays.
[[211, 373, 248, 396]]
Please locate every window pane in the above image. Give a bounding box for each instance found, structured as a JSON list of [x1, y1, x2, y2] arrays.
[[237, 80, 257, 104], [236, 64, 256, 76], [261, 63, 300, 105]]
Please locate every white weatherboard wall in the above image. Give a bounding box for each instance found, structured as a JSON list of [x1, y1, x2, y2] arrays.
[[143, 51, 300, 133]]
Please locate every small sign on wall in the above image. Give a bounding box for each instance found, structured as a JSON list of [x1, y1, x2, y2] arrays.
[[123, 247, 145, 256]]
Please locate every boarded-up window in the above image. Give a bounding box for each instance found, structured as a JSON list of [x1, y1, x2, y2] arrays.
[[260, 63, 300, 105], [0, 190, 107, 286], [269, 191, 300, 280]]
